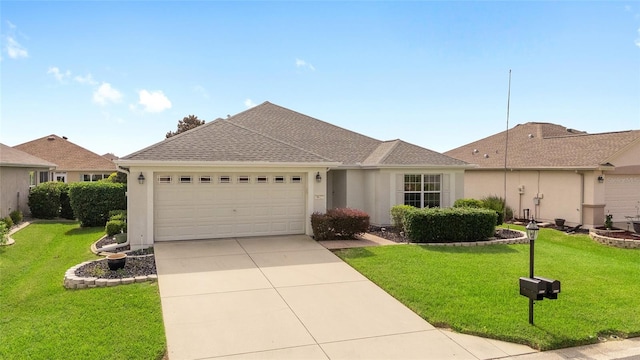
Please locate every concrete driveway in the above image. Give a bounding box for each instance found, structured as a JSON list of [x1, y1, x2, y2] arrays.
[[155, 235, 535, 359]]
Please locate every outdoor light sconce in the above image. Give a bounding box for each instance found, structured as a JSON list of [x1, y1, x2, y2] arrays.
[[138, 172, 145, 185], [598, 176, 604, 183], [315, 172, 322, 183]]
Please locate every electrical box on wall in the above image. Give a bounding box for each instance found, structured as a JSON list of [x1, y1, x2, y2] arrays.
[[533, 197, 540, 205], [518, 185, 525, 194]]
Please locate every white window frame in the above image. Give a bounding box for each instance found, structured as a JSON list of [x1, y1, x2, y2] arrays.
[[219, 176, 231, 184], [273, 176, 285, 183], [256, 176, 268, 183], [290, 176, 302, 183], [403, 174, 442, 208], [237, 175, 250, 184]]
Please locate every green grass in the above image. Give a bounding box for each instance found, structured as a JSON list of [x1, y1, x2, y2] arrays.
[[0, 222, 166, 360], [335, 227, 640, 350]]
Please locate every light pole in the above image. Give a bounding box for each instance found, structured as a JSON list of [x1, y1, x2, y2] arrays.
[[525, 219, 539, 325]]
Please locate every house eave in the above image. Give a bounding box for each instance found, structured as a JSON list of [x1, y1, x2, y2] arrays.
[[115, 160, 341, 168], [466, 165, 605, 171], [331, 164, 474, 170]]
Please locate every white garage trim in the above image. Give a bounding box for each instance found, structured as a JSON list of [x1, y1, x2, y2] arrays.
[[154, 172, 307, 241]]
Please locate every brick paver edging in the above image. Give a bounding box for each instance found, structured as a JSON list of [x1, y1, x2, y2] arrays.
[[589, 231, 640, 249], [422, 229, 528, 247], [63, 254, 157, 290]]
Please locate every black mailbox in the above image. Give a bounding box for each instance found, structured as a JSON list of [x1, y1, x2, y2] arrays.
[[534, 276, 561, 299], [519, 277, 545, 300]]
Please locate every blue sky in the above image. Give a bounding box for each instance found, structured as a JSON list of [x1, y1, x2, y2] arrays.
[[2, 1, 639, 157]]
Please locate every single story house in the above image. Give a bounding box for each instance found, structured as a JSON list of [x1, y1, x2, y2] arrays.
[[445, 122, 640, 229], [0, 143, 57, 218], [117, 101, 470, 249], [14, 134, 117, 183]]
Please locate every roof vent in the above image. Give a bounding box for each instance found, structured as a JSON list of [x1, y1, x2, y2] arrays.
[[472, 149, 479, 154], [62, 136, 68, 140], [484, 154, 489, 158], [528, 134, 534, 139], [567, 128, 573, 133], [47, 136, 55, 141]]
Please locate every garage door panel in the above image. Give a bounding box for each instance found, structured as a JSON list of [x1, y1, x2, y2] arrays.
[[154, 173, 306, 241], [605, 175, 640, 221]]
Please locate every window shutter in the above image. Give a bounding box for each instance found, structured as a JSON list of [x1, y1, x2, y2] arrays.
[[441, 173, 450, 207], [395, 174, 404, 205]]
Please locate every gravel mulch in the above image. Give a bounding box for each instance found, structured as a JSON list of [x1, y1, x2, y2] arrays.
[[75, 254, 157, 279]]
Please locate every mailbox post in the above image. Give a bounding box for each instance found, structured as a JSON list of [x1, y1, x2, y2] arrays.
[[525, 220, 539, 324]]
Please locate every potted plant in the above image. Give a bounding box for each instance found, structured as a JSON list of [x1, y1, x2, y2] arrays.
[[604, 214, 613, 230], [554, 218, 565, 228], [106, 253, 127, 271]]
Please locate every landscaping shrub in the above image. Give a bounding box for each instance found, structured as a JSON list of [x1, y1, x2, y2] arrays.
[[453, 198, 484, 208], [0, 222, 7, 245], [105, 220, 126, 236], [404, 207, 497, 243], [390, 204, 414, 230], [69, 182, 126, 227], [57, 183, 75, 220], [481, 195, 515, 225], [3, 216, 14, 229], [28, 182, 62, 219], [311, 212, 334, 240], [103, 172, 127, 184], [9, 209, 23, 225], [311, 208, 370, 240]]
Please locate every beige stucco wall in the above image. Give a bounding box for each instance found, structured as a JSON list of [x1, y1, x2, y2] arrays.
[[124, 166, 328, 250], [0, 167, 33, 218], [336, 168, 465, 226], [463, 169, 604, 228]]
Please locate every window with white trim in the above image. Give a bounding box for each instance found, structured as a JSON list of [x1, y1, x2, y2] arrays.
[[274, 176, 285, 183], [404, 174, 441, 208], [238, 176, 250, 183], [290, 176, 302, 183], [256, 176, 268, 183]]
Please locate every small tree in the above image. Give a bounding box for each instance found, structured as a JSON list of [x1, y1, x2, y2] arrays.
[[165, 115, 205, 138]]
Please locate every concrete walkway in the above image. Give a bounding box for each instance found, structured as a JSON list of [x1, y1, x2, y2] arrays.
[[155, 235, 536, 359]]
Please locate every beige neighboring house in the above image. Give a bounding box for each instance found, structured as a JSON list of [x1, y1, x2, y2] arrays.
[[0, 143, 57, 218], [116, 101, 471, 249], [14, 135, 117, 183], [445, 122, 640, 229]]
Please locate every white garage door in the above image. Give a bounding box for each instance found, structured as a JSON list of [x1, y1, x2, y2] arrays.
[[154, 173, 306, 241], [605, 175, 640, 221]]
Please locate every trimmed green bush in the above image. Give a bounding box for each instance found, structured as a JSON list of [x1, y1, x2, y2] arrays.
[[481, 195, 515, 224], [453, 198, 484, 208], [105, 220, 126, 236], [404, 207, 497, 243], [28, 182, 62, 219], [390, 204, 414, 229], [57, 183, 75, 220], [3, 216, 14, 229], [9, 210, 23, 225], [69, 182, 126, 227]]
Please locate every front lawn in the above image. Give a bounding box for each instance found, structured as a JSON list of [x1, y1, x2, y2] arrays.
[[0, 222, 166, 360], [335, 227, 640, 350]]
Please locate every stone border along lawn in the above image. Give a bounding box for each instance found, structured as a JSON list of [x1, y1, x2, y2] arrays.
[[589, 230, 640, 249], [63, 235, 157, 289]]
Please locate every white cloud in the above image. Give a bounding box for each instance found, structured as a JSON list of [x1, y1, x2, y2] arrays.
[[6, 36, 28, 59], [47, 66, 71, 83], [74, 73, 98, 85], [93, 83, 123, 105], [295, 58, 315, 71], [138, 90, 171, 113], [244, 99, 257, 108]]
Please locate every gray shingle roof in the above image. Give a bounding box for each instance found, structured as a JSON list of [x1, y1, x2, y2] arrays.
[[0, 143, 56, 168], [123, 101, 468, 168], [444, 122, 640, 169]]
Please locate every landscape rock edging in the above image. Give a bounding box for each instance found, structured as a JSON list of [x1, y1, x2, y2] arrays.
[[589, 230, 640, 249], [63, 255, 157, 289]]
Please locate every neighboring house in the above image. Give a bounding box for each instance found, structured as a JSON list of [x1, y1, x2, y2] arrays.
[[14, 135, 117, 183], [445, 122, 640, 229], [117, 101, 470, 249], [0, 143, 57, 218], [102, 153, 119, 161]]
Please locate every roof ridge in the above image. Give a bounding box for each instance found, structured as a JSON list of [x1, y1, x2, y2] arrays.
[[224, 119, 336, 162], [372, 139, 401, 165]]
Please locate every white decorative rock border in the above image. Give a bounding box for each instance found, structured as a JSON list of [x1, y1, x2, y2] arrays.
[[589, 230, 640, 249], [422, 229, 528, 247], [63, 254, 157, 289]]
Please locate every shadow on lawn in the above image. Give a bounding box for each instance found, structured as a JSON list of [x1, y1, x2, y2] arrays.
[[417, 243, 520, 254]]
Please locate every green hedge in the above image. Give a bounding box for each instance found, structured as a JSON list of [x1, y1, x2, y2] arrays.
[[57, 183, 75, 220], [69, 182, 126, 227], [28, 182, 62, 219], [404, 207, 497, 243], [390, 204, 414, 230]]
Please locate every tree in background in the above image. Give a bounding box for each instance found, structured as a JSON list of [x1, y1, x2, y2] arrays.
[[166, 115, 205, 138]]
